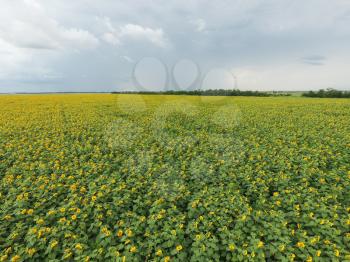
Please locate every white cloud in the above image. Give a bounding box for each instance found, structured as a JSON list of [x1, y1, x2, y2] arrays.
[[101, 18, 168, 48], [120, 24, 168, 47], [0, 0, 99, 52], [0, 38, 29, 78], [23, 0, 42, 10], [59, 28, 99, 50], [103, 32, 121, 46], [0, 0, 99, 82]]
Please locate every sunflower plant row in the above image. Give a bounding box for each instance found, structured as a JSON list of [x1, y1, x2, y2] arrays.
[[0, 94, 349, 261]]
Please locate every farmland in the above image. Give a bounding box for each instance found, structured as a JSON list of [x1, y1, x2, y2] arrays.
[[0, 94, 349, 261]]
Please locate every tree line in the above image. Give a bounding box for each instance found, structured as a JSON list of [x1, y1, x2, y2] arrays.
[[302, 89, 350, 98], [112, 88, 350, 98], [112, 89, 291, 97]]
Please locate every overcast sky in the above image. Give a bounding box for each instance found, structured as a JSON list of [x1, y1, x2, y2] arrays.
[[1, 0, 350, 92]]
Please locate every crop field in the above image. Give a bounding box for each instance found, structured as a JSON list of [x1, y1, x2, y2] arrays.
[[0, 94, 349, 261]]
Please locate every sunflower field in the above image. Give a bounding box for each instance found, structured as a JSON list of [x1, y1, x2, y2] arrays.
[[0, 94, 349, 261]]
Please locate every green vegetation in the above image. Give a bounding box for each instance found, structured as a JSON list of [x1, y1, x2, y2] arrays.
[[0, 94, 349, 261]]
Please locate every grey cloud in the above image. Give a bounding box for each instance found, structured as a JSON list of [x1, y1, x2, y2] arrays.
[[302, 55, 326, 66], [1, 0, 350, 92], [17, 42, 58, 50]]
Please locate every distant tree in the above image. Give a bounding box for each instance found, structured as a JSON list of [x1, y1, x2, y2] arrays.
[[112, 89, 276, 97], [302, 88, 350, 98]]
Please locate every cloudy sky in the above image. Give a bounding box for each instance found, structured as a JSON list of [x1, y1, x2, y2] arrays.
[[1, 0, 350, 92]]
